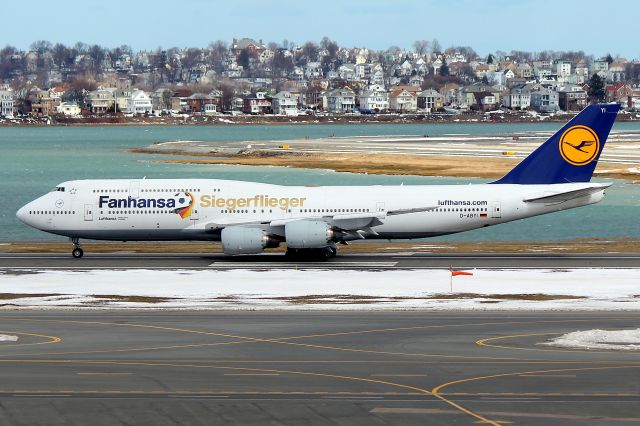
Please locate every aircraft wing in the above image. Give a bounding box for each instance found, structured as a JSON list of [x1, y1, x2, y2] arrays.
[[523, 183, 611, 204], [202, 205, 437, 232]]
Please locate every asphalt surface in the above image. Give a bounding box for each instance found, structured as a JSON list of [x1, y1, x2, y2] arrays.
[[1, 252, 640, 270], [0, 311, 638, 425]]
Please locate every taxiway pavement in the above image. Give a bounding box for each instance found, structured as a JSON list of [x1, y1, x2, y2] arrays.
[[0, 311, 638, 425]]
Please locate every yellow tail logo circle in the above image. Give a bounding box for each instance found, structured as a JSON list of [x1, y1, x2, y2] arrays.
[[559, 125, 600, 166]]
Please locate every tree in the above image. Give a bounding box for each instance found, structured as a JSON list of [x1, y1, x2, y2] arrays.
[[431, 38, 441, 54], [30, 40, 51, 54], [486, 53, 494, 64], [439, 58, 449, 76], [413, 40, 429, 55], [237, 48, 252, 71], [605, 54, 614, 64], [588, 73, 605, 102], [301, 41, 318, 61]]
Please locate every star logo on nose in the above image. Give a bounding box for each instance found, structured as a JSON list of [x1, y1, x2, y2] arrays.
[[69, 188, 77, 195]]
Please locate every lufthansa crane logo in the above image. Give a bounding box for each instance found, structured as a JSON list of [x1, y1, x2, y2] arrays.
[[559, 125, 600, 166]]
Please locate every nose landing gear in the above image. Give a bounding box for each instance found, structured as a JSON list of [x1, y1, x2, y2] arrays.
[[71, 237, 84, 258]]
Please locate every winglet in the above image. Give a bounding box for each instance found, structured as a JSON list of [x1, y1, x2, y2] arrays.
[[492, 103, 620, 184]]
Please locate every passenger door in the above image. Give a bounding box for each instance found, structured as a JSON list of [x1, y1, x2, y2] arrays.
[[491, 201, 502, 218], [84, 204, 94, 221]]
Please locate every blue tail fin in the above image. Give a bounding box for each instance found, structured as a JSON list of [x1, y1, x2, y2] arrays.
[[493, 103, 620, 184]]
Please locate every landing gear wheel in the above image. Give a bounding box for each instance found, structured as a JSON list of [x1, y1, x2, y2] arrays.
[[72, 247, 84, 259]]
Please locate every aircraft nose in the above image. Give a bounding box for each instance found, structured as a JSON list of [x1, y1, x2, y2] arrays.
[[16, 204, 30, 225]]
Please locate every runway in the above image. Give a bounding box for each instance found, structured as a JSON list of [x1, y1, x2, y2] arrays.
[[1, 252, 640, 270], [0, 311, 638, 425]]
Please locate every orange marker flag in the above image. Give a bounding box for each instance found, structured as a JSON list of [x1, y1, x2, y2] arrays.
[[451, 271, 473, 277]]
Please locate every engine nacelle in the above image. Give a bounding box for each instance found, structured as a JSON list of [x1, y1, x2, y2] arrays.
[[285, 220, 334, 249], [221, 227, 279, 255]]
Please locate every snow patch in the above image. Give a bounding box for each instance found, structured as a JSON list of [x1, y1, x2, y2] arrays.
[[0, 335, 18, 342], [0, 268, 639, 310], [542, 328, 640, 351]]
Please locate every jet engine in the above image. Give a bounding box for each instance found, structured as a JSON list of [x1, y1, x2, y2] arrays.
[[221, 227, 279, 255], [285, 220, 334, 248]]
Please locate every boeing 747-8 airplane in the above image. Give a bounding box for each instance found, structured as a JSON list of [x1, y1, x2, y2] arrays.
[[17, 103, 619, 259]]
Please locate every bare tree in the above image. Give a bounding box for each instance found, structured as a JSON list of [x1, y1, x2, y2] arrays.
[[431, 38, 441, 54], [30, 40, 51, 54], [413, 40, 430, 55]]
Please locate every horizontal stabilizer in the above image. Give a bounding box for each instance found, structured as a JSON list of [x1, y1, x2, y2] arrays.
[[523, 183, 611, 204]]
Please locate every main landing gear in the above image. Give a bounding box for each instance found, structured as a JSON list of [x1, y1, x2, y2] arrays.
[[71, 237, 84, 258], [285, 244, 338, 261]]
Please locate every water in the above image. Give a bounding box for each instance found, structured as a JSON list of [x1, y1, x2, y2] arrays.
[[1, 122, 639, 242]]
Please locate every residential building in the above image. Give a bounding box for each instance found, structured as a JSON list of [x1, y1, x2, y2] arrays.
[[0, 90, 15, 117], [359, 85, 389, 112], [326, 88, 356, 113], [243, 92, 271, 114], [305, 62, 323, 79], [607, 61, 626, 83], [30, 90, 54, 115], [502, 87, 531, 110], [56, 102, 81, 115], [530, 88, 560, 113], [271, 91, 298, 115], [389, 88, 417, 112], [557, 86, 587, 111], [555, 60, 572, 79], [417, 89, 444, 112], [86, 89, 115, 113], [460, 83, 502, 109], [186, 92, 221, 114], [126, 90, 152, 114]]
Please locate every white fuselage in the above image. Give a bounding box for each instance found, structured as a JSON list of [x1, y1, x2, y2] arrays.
[[17, 179, 607, 242]]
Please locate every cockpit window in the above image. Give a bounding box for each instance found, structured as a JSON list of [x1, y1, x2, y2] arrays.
[[51, 187, 65, 192]]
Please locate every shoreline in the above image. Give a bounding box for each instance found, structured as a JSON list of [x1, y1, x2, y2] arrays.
[[4, 111, 640, 127], [131, 133, 640, 182]]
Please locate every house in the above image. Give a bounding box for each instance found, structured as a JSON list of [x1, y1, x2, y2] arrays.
[[56, 102, 81, 116], [231, 38, 266, 57], [271, 91, 298, 115], [389, 88, 417, 112], [326, 88, 356, 113], [29, 90, 54, 115], [186, 92, 221, 114], [516, 63, 532, 78], [359, 85, 389, 112], [86, 89, 115, 113], [305, 62, 323, 79], [151, 88, 173, 111], [417, 89, 444, 112], [440, 83, 460, 106], [557, 85, 587, 111], [605, 84, 629, 104], [591, 59, 609, 75], [503, 87, 531, 110], [607, 61, 626, 83], [555, 60, 572, 79], [530, 88, 560, 113], [474, 92, 497, 111], [369, 63, 384, 85], [338, 64, 358, 81], [126, 90, 153, 114], [113, 89, 131, 112], [0, 90, 15, 117], [460, 83, 502, 109], [243, 92, 271, 114]]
